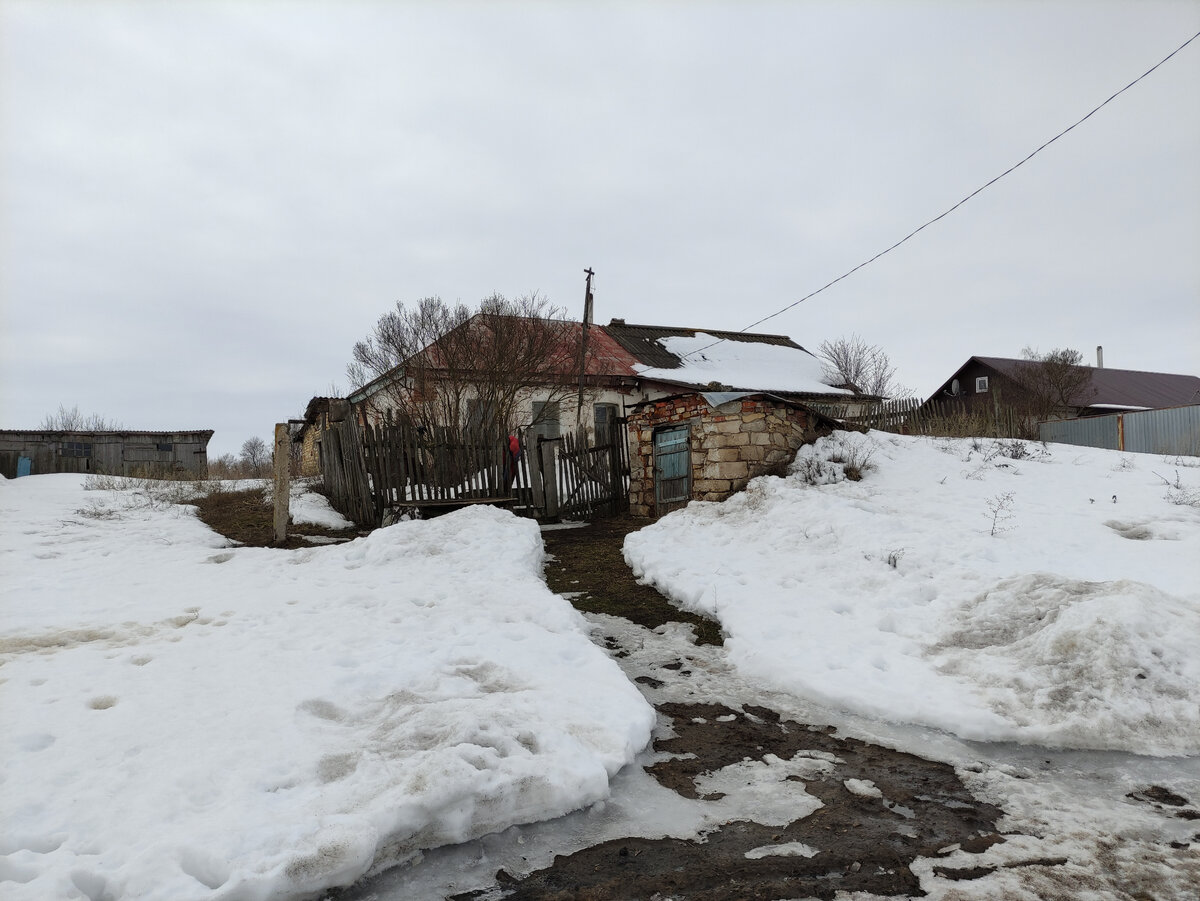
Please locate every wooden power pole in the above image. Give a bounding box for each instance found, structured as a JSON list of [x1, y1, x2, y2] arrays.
[[576, 268, 594, 435]]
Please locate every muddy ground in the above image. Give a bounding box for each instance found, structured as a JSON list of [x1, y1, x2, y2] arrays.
[[445, 517, 1012, 900]]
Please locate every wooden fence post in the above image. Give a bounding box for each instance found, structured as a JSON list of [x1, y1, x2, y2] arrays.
[[273, 423, 290, 545], [540, 437, 559, 519]]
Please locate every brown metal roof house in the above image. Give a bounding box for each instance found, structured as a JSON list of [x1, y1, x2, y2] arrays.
[[927, 356, 1200, 417]]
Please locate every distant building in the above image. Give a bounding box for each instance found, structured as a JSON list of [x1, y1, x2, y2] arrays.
[[926, 356, 1200, 418], [0, 429, 213, 479]]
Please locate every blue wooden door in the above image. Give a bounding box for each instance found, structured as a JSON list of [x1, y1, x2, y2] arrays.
[[17, 456, 32, 477], [654, 426, 690, 509]]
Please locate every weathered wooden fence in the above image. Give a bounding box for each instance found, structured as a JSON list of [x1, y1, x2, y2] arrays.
[[361, 415, 519, 506], [320, 411, 630, 527], [812, 397, 1026, 439], [320, 415, 376, 527]]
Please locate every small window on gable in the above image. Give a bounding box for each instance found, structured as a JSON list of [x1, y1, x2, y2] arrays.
[[975, 376, 989, 393]]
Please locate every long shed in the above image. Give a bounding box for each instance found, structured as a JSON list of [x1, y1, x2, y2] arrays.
[[0, 430, 213, 479]]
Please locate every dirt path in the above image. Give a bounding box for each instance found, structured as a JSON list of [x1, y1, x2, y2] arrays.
[[460, 517, 1012, 900]]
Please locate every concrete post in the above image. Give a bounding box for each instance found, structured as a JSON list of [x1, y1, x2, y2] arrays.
[[273, 423, 290, 545]]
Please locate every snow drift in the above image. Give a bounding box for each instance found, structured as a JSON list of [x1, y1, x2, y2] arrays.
[[624, 432, 1200, 755], [0, 476, 654, 900]]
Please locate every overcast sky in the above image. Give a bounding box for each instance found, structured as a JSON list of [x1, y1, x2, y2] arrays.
[[3, 1, 1197, 457]]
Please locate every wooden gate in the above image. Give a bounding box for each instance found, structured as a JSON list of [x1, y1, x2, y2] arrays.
[[529, 419, 630, 520]]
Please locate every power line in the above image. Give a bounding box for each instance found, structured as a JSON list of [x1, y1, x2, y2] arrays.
[[681, 28, 1200, 360]]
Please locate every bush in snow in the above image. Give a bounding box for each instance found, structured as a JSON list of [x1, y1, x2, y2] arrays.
[[789, 432, 877, 485]]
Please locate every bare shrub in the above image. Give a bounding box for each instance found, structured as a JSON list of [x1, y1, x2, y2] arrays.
[[817, 334, 909, 399], [985, 491, 1016, 536], [825, 434, 876, 481], [1155, 470, 1200, 508]]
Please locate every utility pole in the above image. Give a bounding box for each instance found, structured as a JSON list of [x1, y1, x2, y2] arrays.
[[576, 268, 594, 435]]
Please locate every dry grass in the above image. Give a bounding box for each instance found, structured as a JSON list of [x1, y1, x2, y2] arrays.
[[188, 486, 361, 548]]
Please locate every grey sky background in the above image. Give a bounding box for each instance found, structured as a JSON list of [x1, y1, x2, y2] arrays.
[[3, 1, 1197, 458]]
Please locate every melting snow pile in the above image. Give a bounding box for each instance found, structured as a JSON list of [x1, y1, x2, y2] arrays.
[[625, 432, 1200, 755], [0, 476, 654, 901]]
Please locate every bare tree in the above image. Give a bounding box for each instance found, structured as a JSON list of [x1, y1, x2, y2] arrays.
[[40, 404, 122, 431], [240, 437, 269, 478], [1012, 347, 1096, 421], [347, 293, 587, 437], [207, 453, 243, 480], [817, 335, 908, 398]]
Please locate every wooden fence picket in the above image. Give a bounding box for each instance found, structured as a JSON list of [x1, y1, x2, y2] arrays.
[[318, 410, 629, 526]]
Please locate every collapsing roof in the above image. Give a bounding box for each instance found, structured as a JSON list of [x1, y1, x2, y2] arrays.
[[603, 320, 850, 397]]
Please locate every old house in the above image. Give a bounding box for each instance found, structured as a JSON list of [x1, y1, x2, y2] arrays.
[[627, 392, 838, 516], [348, 315, 861, 443], [0, 429, 213, 479], [335, 313, 861, 520]]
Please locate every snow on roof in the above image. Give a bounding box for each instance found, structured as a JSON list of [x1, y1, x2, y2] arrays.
[[631, 333, 851, 396]]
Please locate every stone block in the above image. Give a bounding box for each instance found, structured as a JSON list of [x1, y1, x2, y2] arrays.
[[715, 419, 743, 433], [725, 432, 751, 446], [739, 444, 767, 462], [708, 447, 741, 462], [741, 418, 767, 432], [716, 461, 750, 480]]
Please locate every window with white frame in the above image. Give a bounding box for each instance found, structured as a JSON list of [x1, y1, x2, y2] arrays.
[[975, 376, 989, 393]]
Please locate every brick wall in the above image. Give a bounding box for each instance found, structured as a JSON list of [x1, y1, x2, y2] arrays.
[[628, 395, 822, 516]]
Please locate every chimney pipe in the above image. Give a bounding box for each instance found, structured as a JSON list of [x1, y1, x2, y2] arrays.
[[1096, 346, 1104, 369]]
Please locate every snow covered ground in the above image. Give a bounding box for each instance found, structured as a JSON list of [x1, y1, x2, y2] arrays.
[[0, 476, 654, 901], [5, 434, 1198, 901], [625, 432, 1200, 756]]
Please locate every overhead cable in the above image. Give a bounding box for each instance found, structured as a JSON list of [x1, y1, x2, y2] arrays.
[[680, 28, 1200, 359]]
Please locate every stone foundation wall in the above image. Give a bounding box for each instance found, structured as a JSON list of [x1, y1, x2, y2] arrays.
[[628, 395, 823, 517], [299, 425, 322, 477]]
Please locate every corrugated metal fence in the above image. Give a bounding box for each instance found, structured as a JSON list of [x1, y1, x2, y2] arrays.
[[1039, 405, 1200, 456]]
